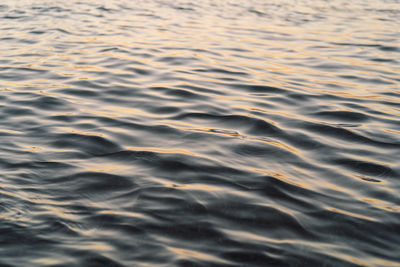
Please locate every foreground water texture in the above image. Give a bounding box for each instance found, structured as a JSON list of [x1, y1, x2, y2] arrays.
[[1, 0, 400, 266]]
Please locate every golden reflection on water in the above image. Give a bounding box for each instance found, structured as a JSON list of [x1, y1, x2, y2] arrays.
[[252, 139, 299, 154], [168, 247, 227, 263], [360, 198, 400, 213], [57, 127, 105, 137], [373, 259, 400, 267], [326, 207, 377, 222], [32, 258, 62, 265], [221, 228, 277, 244], [384, 128, 400, 136], [339, 256, 372, 267], [163, 115, 302, 156], [160, 120, 193, 127], [26, 146, 42, 151], [180, 125, 300, 154], [67, 242, 114, 252], [251, 168, 309, 189], [0, 128, 22, 134], [98, 210, 147, 219], [169, 183, 221, 191], [86, 163, 127, 173], [72, 65, 103, 71], [40, 205, 80, 220]]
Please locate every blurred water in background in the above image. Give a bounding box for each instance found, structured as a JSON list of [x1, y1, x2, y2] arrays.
[[0, 0, 399, 266]]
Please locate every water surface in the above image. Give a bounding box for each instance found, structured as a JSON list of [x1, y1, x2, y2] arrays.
[[1, 0, 400, 266]]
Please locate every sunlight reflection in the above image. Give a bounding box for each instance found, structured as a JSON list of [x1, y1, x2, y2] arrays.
[[0, 129, 22, 134], [251, 168, 309, 189], [326, 207, 377, 222], [360, 198, 400, 212], [169, 247, 227, 263], [67, 242, 114, 252], [32, 258, 62, 265], [86, 163, 127, 173], [98, 210, 147, 219], [57, 127, 105, 137]]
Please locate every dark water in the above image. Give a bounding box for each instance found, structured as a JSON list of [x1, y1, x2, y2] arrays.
[[1, 0, 400, 266]]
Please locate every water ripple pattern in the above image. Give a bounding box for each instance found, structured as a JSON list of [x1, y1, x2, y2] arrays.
[[1, 0, 399, 266]]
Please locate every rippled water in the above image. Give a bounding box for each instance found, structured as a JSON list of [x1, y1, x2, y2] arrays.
[[1, 0, 399, 266]]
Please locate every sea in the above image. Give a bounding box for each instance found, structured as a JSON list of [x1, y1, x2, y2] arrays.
[[0, 0, 399, 266]]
